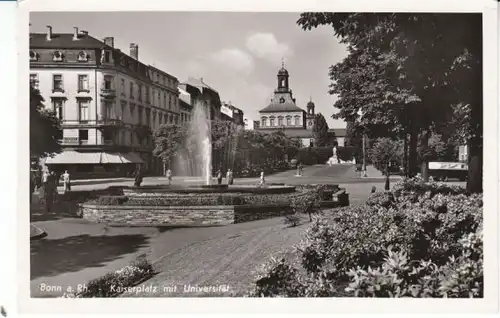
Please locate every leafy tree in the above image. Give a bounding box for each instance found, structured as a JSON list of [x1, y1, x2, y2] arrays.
[[312, 113, 330, 147], [344, 120, 363, 162], [368, 138, 402, 190], [152, 124, 186, 168], [30, 85, 61, 160], [297, 13, 482, 193]]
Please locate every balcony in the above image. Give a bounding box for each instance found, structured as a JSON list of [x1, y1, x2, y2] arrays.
[[60, 119, 123, 129], [96, 118, 124, 129], [100, 88, 116, 99], [57, 137, 88, 146]]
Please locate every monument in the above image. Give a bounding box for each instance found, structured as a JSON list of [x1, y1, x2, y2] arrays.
[[327, 146, 339, 166]]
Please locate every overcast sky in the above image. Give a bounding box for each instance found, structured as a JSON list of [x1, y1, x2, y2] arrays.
[[31, 12, 348, 128]]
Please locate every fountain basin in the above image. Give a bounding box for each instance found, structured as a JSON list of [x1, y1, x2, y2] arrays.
[[123, 184, 296, 195]]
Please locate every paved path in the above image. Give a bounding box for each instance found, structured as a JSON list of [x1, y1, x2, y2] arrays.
[[28, 164, 421, 297]]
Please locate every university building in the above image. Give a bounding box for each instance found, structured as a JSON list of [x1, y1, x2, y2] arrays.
[[256, 63, 346, 147], [30, 26, 181, 178]]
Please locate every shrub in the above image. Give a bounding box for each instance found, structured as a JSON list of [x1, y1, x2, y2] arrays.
[[284, 213, 301, 227], [63, 256, 155, 298], [250, 257, 305, 297], [94, 195, 129, 205], [248, 179, 483, 298]]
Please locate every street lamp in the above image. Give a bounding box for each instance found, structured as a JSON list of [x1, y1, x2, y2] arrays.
[[358, 110, 368, 178]]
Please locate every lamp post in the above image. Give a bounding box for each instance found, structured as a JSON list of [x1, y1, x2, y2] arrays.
[[358, 110, 368, 178]]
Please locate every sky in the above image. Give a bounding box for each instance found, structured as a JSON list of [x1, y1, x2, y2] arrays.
[[30, 12, 348, 128]]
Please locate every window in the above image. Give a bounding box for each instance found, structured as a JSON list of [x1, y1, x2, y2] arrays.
[[164, 92, 167, 108], [261, 117, 267, 127], [29, 50, 38, 61], [30, 74, 38, 89], [138, 107, 143, 124], [130, 132, 134, 144], [145, 109, 151, 125], [156, 74, 160, 82], [130, 82, 134, 99], [295, 116, 300, 126], [52, 74, 64, 92], [104, 101, 113, 119], [129, 104, 135, 118], [120, 102, 126, 120], [104, 75, 113, 90], [270, 117, 275, 127], [168, 95, 171, 109], [53, 51, 64, 62], [52, 99, 64, 120], [77, 51, 88, 62], [121, 79, 125, 96], [78, 130, 88, 144], [138, 84, 142, 101], [157, 91, 161, 106], [78, 100, 89, 122], [104, 51, 111, 63], [278, 116, 283, 126], [286, 116, 291, 126], [281, 79, 285, 87], [152, 111, 157, 127], [78, 75, 89, 92], [145, 87, 150, 103]]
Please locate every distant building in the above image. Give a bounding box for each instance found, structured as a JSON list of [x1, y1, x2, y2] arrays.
[[178, 77, 221, 121], [243, 116, 259, 130], [178, 87, 192, 124], [30, 26, 180, 177], [256, 63, 315, 146], [221, 102, 244, 126]]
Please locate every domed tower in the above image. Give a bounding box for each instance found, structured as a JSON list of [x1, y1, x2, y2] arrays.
[[306, 97, 316, 130], [276, 60, 290, 93]]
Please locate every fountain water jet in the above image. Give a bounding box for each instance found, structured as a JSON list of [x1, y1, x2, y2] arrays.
[[175, 100, 212, 185]]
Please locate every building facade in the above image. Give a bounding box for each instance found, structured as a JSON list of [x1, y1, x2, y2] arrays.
[[178, 87, 193, 124], [30, 26, 180, 178], [257, 64, 313, 147], [221, 102, 244, 127]]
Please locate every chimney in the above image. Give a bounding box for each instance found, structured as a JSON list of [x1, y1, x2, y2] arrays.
[[130, 43, 138, 60], [46, 25, 52, 41], [73, 27, 79, 40], [103, 37, 114, 48]]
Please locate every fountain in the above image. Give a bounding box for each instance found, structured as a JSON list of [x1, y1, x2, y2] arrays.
[[174, 100, 212, 185]]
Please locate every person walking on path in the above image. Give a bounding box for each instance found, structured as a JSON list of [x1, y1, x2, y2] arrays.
[[298, 162, 303, 176], [62, 170, 71, 194], [166, 168, 172, 186], [227, 169, 234, 185], [216, 170, 223, 185], [259, 171, 266, 186], [134, 167, 143, 187]]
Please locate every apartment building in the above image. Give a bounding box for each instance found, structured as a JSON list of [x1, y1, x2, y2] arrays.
[[178, 87, 193, 124], [30, 26, 180, 177]]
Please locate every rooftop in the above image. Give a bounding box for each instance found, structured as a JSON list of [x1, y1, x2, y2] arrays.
[[30, 33, 108, 49], [181, 77, 219, 94], [259, 102, 305, 113]]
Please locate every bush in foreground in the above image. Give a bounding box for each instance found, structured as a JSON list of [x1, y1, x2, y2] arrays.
[[248, 179, 483, 298], [61, 256, 155, 298]]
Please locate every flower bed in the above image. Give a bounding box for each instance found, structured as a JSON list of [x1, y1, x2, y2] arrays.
[[246, 179, 483, 298], [61, 257, 155, 298]]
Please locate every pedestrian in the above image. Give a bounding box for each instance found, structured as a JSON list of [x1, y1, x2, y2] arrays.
[[134, 167, 143, 187], [43, 171, 54, 213], [50, 171, 59, 205], [62, 170, 71, 194], [216, 170, 223, 185], [166, 168, 172, 186], [298, 162, 303, 176], [227, 169, 234, 185], [259, 171, 266, 186]]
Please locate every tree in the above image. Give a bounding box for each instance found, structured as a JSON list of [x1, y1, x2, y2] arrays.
[[30, 85, 61, 160], [297, 13, 482, 192], [152, 124, 186, 168], [368, 138, 402, 190], [312, 113, 330, 147]]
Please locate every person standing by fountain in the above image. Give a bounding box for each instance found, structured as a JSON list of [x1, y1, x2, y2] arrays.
[[227, 169, 234, 185], [216, 170, 223, 185], [166, 168, 172, 186], [259, 171, 266, 186], [134, 167, 143, 187], [62, 170, 71, 194]]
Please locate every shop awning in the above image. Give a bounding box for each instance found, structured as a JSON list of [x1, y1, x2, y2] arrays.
[[45, 151, 145, 164], [121, 152, 144, 164], [45, 151, 101, 164], [100, 152, 125, 164]]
